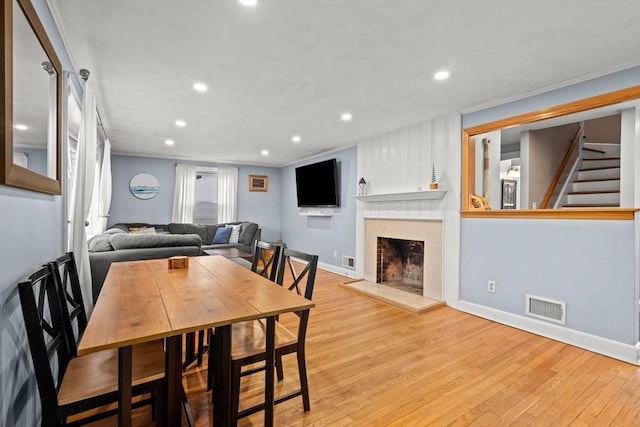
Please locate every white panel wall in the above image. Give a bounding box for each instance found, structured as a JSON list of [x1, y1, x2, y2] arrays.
[[355, 114, 461, 304]]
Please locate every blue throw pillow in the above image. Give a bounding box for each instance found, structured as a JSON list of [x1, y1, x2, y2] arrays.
[[212, 227, 232, 244]]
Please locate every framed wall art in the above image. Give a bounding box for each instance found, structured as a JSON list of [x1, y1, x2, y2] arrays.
[[501, 179, 517, 209], [130, 173, 160, 199], [249, 175, 268, 192]]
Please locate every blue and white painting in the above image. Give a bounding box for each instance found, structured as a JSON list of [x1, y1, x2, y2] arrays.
[[129, 173, 160, 200]]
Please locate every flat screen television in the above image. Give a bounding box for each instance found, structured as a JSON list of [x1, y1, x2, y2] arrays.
[[295, 158, 340, 207]]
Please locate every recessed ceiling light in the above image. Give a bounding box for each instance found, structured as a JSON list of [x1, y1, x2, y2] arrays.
[[292, 135, 301, 143], [165, 139, 175, 146], [175, 120, 186, 127], [434, 70, 450, 80], [14, 124, 28, 130], [239, 0, 258, 6], [341, 112, 353, 122], [261, 149, 269, 156], [193, 82, 208, 92]]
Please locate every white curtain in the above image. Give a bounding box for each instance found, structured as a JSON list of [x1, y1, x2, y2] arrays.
[[97, 140, 112, 233], [46, 72, 56, 178], [69, 82, 97, 315], [217, 167, 238, 223], [171, 164, 197, 223]]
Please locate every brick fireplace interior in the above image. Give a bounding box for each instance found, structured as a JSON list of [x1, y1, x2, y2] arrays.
[[377, 237, 425, 295]]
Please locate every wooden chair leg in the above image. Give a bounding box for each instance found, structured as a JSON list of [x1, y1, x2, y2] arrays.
[[230, 360, 243, 425], [207, 329, 214, 391], [297, 348, 310, 411], [154, 383, 165, 426], [197, 329, 206, 365], [275, 353, 284, 381]]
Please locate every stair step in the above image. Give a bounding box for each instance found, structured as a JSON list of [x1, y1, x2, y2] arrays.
[[582, 147, 606, 154], [568, 190, 620, 195], [567, 190, 619, 205], [563, 203, 620, 208], [578, 167, 621, 181], [582, 158, 620, 169], [581, 142, 621, 158], [572, 178, 620, 192]]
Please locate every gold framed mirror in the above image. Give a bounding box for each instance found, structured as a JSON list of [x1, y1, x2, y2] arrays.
[[1, 0, 62, 194]]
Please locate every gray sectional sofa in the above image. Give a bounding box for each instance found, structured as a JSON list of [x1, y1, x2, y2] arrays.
[[88, 221, 261, 301]]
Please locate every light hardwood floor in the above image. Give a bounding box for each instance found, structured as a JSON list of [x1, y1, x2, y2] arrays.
[[88, 268, 640, 426]]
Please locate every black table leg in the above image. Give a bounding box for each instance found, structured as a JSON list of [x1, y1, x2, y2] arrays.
[[264, 317, 275, 427], [166, 335, 183, 426], [118, 346, 132, 427], [212, 325, 232, 427]]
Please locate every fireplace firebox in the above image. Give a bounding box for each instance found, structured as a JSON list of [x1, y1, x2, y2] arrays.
[[376, 237, 424, 295]]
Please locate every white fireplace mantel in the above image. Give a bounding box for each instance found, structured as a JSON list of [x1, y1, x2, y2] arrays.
[[354, 189, 447, 202]]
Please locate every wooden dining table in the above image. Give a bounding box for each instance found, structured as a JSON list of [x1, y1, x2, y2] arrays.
[[77, 255, 315, 427]]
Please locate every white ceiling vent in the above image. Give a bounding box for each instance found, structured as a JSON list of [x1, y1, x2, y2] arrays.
[[526, 294, 566, 324]]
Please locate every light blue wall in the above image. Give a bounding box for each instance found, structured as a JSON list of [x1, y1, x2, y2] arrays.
[[463, 65, 640, 128], [280, 146, 357, 268], [460, 66, 640, 344], [0, 1, 76, 423], [14, 147, 47, 176], [460, 218, 636, 344], [109, 155, 282, 241]]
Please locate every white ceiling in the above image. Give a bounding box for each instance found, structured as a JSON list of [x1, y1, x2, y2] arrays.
[[50, 0, 640, 167]]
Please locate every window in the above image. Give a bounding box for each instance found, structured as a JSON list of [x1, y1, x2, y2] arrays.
[[193, 169, 218, 224]]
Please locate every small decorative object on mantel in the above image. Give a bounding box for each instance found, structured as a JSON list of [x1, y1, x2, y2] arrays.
[[358, 177, 367, 195], [168, 256, 189, 269], [429, 163, 438, 190]]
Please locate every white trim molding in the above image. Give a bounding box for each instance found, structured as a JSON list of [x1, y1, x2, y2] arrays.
[[456, 300, 640, 365]]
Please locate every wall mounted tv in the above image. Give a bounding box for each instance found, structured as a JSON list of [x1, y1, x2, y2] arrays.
[[295, 158, 340, 208]]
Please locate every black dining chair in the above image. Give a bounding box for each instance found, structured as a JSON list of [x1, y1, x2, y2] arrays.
[[251, 240, 284, 281], [206, 240, 286, 390], [18, 264, 166, 426], [50, 252, 87, 351], [227, 248, 318, 422]]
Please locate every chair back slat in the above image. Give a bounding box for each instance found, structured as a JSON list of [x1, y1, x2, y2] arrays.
[[277, 248, 318, 302], [18, 265, 73, 415], [251, 241, 283, 282], [51, 252, 87, 353]]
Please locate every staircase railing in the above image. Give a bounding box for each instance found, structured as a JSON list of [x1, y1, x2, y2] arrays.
[[540, 124, 584, 209]]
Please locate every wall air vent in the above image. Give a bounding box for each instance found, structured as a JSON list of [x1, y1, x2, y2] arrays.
[[342, 255, 355, 269], [526, 294, 566, 324]]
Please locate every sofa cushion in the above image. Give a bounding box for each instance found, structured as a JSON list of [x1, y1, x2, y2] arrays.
[[168, 223, 218, 243], [239, 222, 258, 246], [110, 233, 202, 250], [88, 234, 114, 252], [212, 227, 232, 244]]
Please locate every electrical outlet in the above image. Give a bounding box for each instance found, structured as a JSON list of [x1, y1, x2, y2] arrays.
[[333, 250, 338, 258], [488, 280, 496, 293]]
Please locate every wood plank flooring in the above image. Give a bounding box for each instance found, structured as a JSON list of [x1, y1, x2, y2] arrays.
[[87, 268, 640, 426]]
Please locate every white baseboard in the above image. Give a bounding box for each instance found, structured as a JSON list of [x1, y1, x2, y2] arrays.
[[318, 261, 357, 278], [455, 300, 640, 365]]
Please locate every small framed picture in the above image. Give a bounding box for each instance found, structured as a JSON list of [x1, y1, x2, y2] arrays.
[[249, 175, 268, 192], [502, 179, 517, 209]]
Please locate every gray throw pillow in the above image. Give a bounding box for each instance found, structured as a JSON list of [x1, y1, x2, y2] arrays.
[[238, 222, 258, 245]]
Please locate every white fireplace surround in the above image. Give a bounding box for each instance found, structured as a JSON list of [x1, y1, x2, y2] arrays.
[[364, 218, 442, 300]]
